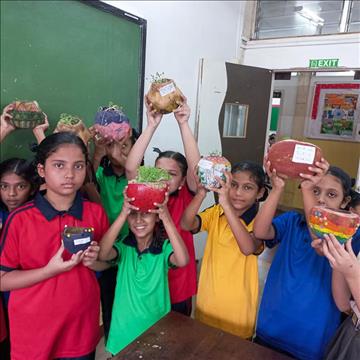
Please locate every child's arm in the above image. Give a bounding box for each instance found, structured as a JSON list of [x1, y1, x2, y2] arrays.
[[125, 96, 163, 180], [32, 113, 49, 144], [82, 241, 110, 271], [0, 243, 84, 291], [98, 190, 137, 261], [211, 173, 262, 255], [152, 196, 189, 267], [89, 128, 109, 172], [299, 158, 330, 222], [180, 182, 207, 233], [0, 103, 15, 142], [253, 160, 286, 240], [323, 235, 360, 311], [173, 99, 201, 192]]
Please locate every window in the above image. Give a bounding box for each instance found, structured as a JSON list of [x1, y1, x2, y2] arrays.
[[254, 0, 354, 39], [223, 103, 248, 138]]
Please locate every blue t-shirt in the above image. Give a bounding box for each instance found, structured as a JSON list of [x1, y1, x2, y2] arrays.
[[256, 211, 360, 360]]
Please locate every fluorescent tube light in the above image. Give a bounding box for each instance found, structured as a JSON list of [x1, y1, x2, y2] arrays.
[[295, 6, 325, 26]]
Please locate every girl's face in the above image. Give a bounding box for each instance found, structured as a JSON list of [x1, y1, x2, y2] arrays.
[[105, 138, 133, 168], [0, 172, 32, 212], [155, 157, 185, 194], [229, 171, 264, 212], [127, 210, 158, 241], [37, 144, 86, 197], [311, 174, 349, 209]]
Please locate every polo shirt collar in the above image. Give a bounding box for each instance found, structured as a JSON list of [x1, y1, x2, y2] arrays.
[[220, 203, 258, 226], [34, 191, 83, 221], [102, 158, 125, 179], [123, 231, 163, 255]]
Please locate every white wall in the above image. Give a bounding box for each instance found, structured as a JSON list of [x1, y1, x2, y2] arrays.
[[103, 1, 244, 164], [243, 33, 360, 69]]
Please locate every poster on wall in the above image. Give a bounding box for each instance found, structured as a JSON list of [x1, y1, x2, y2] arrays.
[[306, 83, 360, 142]]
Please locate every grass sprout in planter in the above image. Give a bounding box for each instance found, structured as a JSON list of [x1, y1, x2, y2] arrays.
[[126, 166, 171, 211]]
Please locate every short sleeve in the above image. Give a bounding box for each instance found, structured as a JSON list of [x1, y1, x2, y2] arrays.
[[199, 205, 218, 232], [266, 211, 298, 249], [162, 240, 174, 268], [0, 215, 21, 271], [352, 227, 360, 256], [92, 204, 110, 243], [95, 166, 105, 190]]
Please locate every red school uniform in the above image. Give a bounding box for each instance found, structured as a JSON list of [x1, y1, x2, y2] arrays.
[[0, 192, 109, 360], [167, 186, 197, 304]]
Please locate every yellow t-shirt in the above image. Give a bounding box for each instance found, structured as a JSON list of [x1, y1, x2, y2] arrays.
[[196, 204, 261, 339]]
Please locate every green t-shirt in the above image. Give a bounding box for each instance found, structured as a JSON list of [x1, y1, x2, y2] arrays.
[[96, 165, 128, 238], [106, 234, 174, 355]]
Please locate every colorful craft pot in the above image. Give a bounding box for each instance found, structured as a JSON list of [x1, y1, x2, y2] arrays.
[[309, 206, 360, 244]]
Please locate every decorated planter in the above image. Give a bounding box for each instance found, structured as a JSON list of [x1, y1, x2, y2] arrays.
[[126, 166, 170, 211], [63, 226, 94, 254], [54, 113, 92, 145], [309, 206, 360, 244], [197, 154, 231, 189], [93, 103, 132, 141], [9, 100, 45, 129], [146, 73, 184, 114], [267, 139, 323, 179]]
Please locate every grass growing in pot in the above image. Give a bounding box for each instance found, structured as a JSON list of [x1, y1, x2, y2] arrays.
[[126, 166, 171, 212]]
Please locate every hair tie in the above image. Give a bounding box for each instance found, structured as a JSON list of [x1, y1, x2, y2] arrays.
[[153, 147, 162, 154]]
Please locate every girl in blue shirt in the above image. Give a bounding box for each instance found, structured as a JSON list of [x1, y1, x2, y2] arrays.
[[253, 160, 359, 360]]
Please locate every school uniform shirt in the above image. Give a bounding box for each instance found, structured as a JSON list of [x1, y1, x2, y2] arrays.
[[106, 233, 174, 355], [0, 192, 109, 360], [167, 186, 197, 304], [195, 204, 261, 339], [96, 163, 129, 236], [256, 211, 360, 360]]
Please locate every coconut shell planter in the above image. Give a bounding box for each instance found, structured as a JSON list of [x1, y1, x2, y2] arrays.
[[309, 206, 360, 244], [54, 113, 92, 145], [93, 103, 132, 142], [63, 226, 94, 254], [197, 154, 231, 189], [126, 166, 171, 212], [267, 139, 323, 179], [147, 73, 184, 114], [9, 100, 45, 129]]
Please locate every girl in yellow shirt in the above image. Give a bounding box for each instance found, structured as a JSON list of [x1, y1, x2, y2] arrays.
[[181, 161, 266, 339]]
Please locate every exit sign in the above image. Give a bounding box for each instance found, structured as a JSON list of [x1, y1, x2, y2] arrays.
[[309, 58, 339, 68]]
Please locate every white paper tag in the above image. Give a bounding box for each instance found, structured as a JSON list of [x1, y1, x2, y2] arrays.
[[292, 144, 316, 164], [74, 237, 91, 246], [159, 82, 176, 96], [198, 159, 213, 170]]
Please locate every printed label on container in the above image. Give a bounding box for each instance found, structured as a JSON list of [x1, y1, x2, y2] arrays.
[[159, 82, 176, 97], [292, 144, 316, 164], [198, 159, 214, 170], [74, 237, 91, 246]]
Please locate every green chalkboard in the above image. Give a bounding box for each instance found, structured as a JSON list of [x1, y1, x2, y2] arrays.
[[0, 0, 146, 160]]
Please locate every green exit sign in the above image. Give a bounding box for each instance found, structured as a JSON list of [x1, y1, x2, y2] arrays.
[[309, 58, 339, 68]]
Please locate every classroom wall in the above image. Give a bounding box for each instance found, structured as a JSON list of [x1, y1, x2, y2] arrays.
[[243, 33, 360, 69], [102, 1, 245, 164]]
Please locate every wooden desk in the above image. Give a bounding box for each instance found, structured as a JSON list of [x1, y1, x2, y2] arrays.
[[114, 312, 291, 359]]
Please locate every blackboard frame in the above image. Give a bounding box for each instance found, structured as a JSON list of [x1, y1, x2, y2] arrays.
[[79, 0, 147, 132]]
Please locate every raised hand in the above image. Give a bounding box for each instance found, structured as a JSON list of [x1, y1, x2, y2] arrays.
[[173, 96, 190, 125], [145, 95, 163, 128], [149, 192, 171, 222], [264, 159, 286, 192], [0, 103, 16, 140], [208, 172, 232, 208], [32, 113, 49, 143], [121, 187, 139, 216], [300, 158, 329, 190]]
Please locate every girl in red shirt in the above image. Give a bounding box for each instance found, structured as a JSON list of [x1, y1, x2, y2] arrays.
[[0, 132, 109, 360], [126, 97, 200, 315]]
